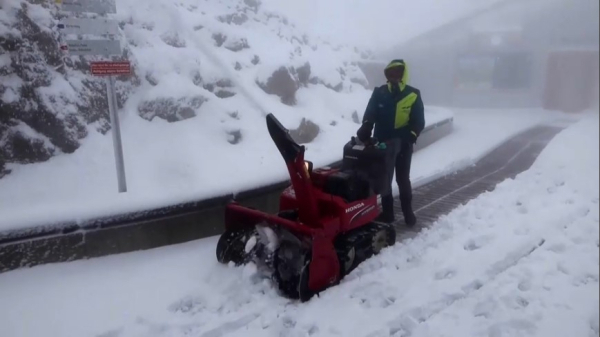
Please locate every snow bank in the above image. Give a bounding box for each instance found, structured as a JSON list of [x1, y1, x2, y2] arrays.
[[0, 110, 595, 337]]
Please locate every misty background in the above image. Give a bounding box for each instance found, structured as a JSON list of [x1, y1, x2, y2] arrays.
[[263, 0, 599, 112]]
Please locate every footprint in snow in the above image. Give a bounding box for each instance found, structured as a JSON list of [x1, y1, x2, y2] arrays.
[[487, 319, 537, 337], [518, 279, 533, 292], [463, 235, 494, 251], [434, 268, 457, 280]]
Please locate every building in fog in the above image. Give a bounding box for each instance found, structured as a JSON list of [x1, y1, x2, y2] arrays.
[[363, 0, 599, 112]]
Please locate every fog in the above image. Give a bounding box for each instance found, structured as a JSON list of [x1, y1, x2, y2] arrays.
[[262, 0, 600, 111]]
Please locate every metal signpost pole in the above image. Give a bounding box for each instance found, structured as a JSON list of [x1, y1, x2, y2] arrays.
[[106, 75, 127, 192], [56, 0, 131, 193]]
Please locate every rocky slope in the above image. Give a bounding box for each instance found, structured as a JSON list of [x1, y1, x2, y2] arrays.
[[0, 0, 373, 179]]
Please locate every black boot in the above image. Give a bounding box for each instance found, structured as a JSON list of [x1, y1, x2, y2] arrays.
[[376, 194, 395, 223], [401, 198, 416, 227]]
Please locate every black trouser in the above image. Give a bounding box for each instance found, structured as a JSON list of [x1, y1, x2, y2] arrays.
[[380, 138, 413, 216]]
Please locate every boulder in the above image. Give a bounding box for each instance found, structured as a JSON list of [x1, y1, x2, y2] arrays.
[[295, 62, 311, 86], [138, 96, 206, 122], [226, 129, 242, 144], [258, 66, 298, 106], [218, 13, 249, 25], [224, 38, 250, 52], [212, 33, 227, 47], [289, 118, 320, 144]]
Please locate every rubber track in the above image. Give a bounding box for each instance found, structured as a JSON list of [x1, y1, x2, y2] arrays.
[[390, 125, 564, 241]]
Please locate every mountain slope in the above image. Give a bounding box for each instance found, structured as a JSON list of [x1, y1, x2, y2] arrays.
[[0, 0, 373, 175]]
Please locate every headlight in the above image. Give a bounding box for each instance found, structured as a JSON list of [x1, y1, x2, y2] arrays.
[[304, 160, 313, 173]]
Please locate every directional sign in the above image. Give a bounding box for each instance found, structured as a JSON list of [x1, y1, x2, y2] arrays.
[[64, 39, 121, 56], [57, 0, 117, 14], [58, 18, 119, 35], [90, 61, 131, 76]]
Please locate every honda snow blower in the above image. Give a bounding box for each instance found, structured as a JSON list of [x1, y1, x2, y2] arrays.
[[215, 113, 396, 302]]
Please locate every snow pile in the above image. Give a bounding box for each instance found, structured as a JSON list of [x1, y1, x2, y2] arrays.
[[0, 111, 595, 337]]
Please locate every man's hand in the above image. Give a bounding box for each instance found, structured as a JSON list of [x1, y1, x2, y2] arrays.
[[409, 130, 418, 144], [357, 122, 373, 142]]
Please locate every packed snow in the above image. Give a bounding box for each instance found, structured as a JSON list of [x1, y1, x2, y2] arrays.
[[0, 110, 596, 337]]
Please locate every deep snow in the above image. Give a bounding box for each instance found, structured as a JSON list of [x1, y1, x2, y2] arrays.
[[0, 110, 596, 337], [0, 108, 562, 232]]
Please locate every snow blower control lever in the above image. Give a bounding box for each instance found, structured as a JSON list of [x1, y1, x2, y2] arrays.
[[215, 113, 396, 302]]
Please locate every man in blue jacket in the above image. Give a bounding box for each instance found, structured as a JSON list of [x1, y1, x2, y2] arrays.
[[357, 59, 425, 226]]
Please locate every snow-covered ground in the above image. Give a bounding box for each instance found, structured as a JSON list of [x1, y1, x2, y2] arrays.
[[0, 107, 561, 232], [1, 110, 596, 337]]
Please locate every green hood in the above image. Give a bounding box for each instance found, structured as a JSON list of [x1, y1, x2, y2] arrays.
[[384, 59, 409, 91]]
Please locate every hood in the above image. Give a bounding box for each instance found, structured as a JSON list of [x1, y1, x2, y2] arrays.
[[384, 59, 409, 92]]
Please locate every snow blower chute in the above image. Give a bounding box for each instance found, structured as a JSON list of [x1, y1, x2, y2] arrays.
[[215, 113, 396, 301]]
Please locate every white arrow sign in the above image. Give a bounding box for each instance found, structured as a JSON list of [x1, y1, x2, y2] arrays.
[[57, 0, 117, 14], [59, 18, 120, 35]]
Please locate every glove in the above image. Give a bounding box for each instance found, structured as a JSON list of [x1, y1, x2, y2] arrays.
[[357, 122, 373, 142], [409, 130, 418, 144]]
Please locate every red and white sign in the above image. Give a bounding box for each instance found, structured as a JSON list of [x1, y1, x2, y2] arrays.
[[90, 61, 131, 76]]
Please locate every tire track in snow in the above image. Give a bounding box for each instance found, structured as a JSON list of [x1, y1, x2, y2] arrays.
[[363, 238, 546, 337], [199, 313, 261, 337]]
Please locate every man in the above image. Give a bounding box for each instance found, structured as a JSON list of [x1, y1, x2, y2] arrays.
[[356, 59, 425, 226]]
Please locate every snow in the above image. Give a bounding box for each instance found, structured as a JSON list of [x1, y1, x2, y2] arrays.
[[0, 111, 596, 337]]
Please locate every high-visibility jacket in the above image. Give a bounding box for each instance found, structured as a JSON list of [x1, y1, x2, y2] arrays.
[[362, 60, 425, 143]]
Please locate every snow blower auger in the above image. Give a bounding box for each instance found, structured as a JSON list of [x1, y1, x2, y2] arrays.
[[215, 113, 396, 302]]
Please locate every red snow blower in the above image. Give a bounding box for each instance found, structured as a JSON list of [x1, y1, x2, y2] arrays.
[[215, 113, 396, 301]]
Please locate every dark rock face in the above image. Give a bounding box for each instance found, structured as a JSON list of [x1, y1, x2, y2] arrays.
[[212, 33, 227, 47], [226, 129, 242, 144], [218, 13, 249, 25], [0, 3, 139, 178], [138, 96, 207, 122], [289, 118, 320, 144], [294, 62, 311, 87], [258, 67, 298, 106], [203, 79, 236, 98], [351, 110, 361, 124]]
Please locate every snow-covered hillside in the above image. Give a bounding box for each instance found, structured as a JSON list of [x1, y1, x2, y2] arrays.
[[0, 0, 376, 176]]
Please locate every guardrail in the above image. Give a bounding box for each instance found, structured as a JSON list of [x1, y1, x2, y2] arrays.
[[0, 117, 453, 273]]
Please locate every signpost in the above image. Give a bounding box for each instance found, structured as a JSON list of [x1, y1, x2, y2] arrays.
[[64, 40, 122, 56], [57, 18, 120, 35], [55, 0, 117, 14], [55, 0, 129, 193], [91, 61, 130, 193]]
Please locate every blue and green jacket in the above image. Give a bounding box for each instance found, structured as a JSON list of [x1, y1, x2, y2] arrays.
[[362, 60, 425, 143]]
